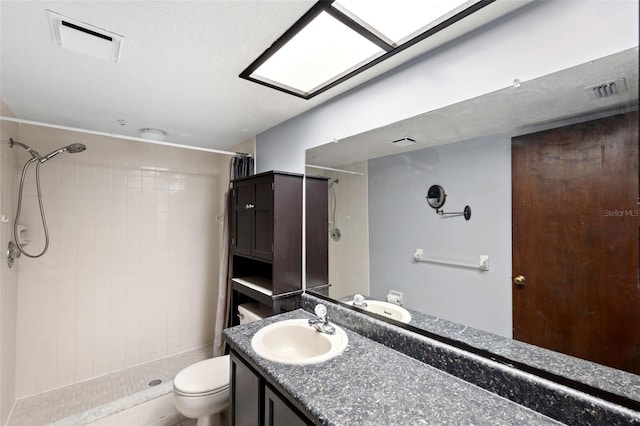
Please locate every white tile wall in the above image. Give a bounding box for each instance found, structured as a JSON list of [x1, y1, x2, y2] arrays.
[[325, 162, 370, 299], [12, 124, 228, 397]]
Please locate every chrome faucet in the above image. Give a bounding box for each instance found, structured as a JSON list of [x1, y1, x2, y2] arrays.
[[352, 294, 368, 308], [308, 304, 336, 335]]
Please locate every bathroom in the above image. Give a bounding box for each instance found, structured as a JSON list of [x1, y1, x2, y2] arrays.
[[1, 1, 639, 425]]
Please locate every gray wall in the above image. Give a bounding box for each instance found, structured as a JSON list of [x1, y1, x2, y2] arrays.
[[368, 136, 512, 337], [256, 1, 638, 173]]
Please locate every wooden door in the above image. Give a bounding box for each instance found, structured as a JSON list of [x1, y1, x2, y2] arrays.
[[512, 111, 639, 374]]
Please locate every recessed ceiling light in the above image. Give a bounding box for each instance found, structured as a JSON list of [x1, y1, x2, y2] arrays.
[[251, 11, 383, 94], [334, 0, 470, 45], [240, 0, 487, 99], [47, 10, 124, 63]]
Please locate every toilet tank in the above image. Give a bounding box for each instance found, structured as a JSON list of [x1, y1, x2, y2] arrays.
[[238, 303, 271, 325]]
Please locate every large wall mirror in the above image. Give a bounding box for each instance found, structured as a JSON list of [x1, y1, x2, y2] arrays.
[[305, 47, 639, 402]]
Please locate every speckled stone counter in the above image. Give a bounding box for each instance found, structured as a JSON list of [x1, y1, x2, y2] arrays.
[[312, 294, 640, 425], [337, 293, 640, 403], [224, 309, 563, 426]]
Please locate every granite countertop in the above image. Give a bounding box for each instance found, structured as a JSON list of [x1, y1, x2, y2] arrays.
[[223, 309, 563, 426], [338, 294, 640, 403]]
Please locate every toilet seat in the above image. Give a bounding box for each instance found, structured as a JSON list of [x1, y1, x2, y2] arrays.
[[173, 355, 230, 397]]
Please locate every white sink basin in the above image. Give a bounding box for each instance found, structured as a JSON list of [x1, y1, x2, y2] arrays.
[[347, 300, 412, 323], [251, 319, 348, 365]]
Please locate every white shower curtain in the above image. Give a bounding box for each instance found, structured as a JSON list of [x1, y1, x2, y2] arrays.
[[212, 183, 232, 357]]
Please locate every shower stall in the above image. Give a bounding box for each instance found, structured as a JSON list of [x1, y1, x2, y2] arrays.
[[0, 125, 228, 425], [313, 165, 370, 300]]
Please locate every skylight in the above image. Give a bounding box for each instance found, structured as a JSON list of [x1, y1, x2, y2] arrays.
[[240, 0, 489, 99], [334, 0, 471, 44], [253, 11, 383, 94]]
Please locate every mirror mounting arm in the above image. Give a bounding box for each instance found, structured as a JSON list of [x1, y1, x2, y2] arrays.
[[436, 205, 472, 221]]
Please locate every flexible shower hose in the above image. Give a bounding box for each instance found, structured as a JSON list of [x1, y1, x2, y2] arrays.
[[14, 157, 50, 258]]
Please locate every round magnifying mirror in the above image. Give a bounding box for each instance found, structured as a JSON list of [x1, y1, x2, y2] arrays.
[[426, 185, 446, 209]]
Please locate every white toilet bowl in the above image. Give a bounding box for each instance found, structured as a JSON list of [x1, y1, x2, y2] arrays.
[[174, 303, 268, 426], [173, 355, 230, 426]]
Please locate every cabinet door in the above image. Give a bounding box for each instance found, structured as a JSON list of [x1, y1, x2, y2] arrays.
[[305, 177, 329, 289], [264, 385, 310, 426], [230, 353, 262, 426], [251, 176, 274, 261], [232, 180, 253, 257]]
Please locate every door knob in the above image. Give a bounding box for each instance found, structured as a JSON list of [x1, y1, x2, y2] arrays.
[[513, 275, 526, 286], [245, 203, 255, 209]]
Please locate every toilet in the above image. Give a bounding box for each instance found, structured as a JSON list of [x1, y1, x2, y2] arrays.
[[173, 303, 270, 426], [173, 356, 230, 426]]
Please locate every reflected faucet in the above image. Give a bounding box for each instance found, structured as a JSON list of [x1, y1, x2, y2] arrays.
[[308, 304, 336, 335], [352, 294, 368, 308]]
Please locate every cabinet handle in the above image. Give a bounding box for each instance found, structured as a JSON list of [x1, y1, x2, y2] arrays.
[[245, 203, 255, 209]]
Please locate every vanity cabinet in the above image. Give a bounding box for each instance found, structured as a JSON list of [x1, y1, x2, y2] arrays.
[[264, 385, 309, 426], [229, 171, 327, 325], [230, 351, 262, 426], [230, 351, 313, 426]]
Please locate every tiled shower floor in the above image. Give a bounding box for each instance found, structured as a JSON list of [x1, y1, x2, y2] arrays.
[[8, 345, 212, 426]]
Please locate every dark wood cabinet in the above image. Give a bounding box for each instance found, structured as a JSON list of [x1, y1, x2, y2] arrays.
[[232, 175, 275, 261], [230, 352, 262, 426], [305, 176, 329, 294], [230, 351, 313, 426], [264, 385, 310, 426], [228, 171, 329, 325]]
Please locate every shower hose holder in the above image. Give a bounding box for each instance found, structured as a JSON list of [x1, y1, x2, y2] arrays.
[[6, 241, 21, 268]]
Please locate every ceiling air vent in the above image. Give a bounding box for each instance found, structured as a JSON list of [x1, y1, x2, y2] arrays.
[[585, 78, 628, 100], [47, 10, 124, 63], [388, 137, 417, 147]]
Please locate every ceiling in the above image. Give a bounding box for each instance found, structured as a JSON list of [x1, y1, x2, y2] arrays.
[[0, 1, 532, 151]]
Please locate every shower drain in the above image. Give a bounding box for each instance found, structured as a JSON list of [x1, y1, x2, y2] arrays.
[[148, 379, 162, 386]]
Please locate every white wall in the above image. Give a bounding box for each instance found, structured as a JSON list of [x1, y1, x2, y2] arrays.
[[368, 136, 511, 337], [256, 1, 639, 173], [11, 124, 226, 397], [0, 102, 19, 425]]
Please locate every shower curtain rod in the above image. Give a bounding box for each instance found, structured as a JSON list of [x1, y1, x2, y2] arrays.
[[0, 116, 251, 157], [306, 164, 364, 176]]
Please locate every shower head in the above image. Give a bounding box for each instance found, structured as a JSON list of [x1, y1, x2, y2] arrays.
[[9, 138, 87, 163], [65, 143, 87, 153], [9, 138, 42, 159], [40, 143, 87, 163]]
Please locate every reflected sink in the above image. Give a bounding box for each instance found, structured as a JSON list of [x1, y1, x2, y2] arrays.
[[347, 300, 412, 323], [251, 319, 349, 365]]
